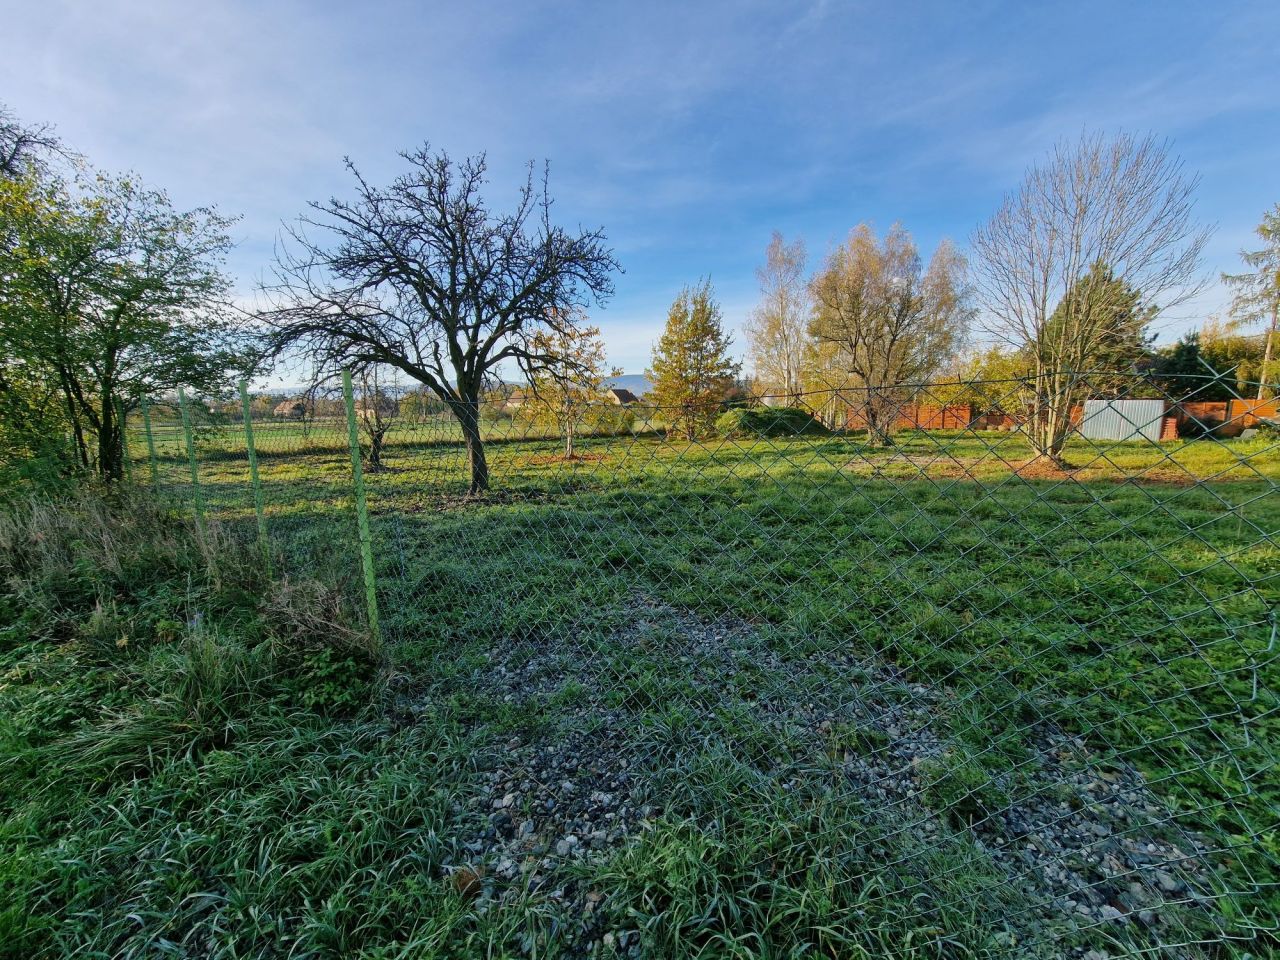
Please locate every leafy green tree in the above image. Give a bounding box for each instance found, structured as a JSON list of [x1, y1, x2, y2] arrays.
[[0, 169, 244, 480], [1199, 316, 1270, 395], [930, 344, 1032, 412], [647, 280, 740, 440]]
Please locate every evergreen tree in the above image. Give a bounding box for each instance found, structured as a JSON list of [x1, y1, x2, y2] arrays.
[[1153, 332, 1237, 401], [647, 280, 740, 440], [1038, 263, 1155, 396]]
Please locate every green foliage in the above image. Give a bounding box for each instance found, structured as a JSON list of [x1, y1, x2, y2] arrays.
[[1199, 317, 1273, 396], [1039, 262, 1155, 385], [647, 279, 740, 440], [288, 646, 378, 715], [1152, 332, 1238, 401], [1223, 203, 1280, 398], [592, 749, 1029, 958], [715, 405, 829, 438], [0, 167, 246, 484], [917, 751, 1010, 826], [4, 425, 1278, 956], [930, 344, 1032, 411]]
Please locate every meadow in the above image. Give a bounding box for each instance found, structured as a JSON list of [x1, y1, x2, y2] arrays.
[[2, 416, 1277, 958]]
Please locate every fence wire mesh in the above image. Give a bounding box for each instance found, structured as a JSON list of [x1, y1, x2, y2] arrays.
[[129, 371, 1279, 958]]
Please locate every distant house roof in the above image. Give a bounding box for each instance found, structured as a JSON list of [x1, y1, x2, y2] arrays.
[[605, 387, 639, 405], [273, 398, 308, 418]]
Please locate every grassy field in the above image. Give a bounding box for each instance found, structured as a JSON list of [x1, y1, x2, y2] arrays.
[[3, 420, 1278, 957]]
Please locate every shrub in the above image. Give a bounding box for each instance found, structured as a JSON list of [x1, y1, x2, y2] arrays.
[[1178, 415, 1225, 440], [0, 485, 379, 713], [0, 487, 212, 643], [715, 406, 829, 439], [580, 404, 636, 437]]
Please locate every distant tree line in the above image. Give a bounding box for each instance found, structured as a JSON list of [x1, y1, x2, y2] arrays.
[[736, 134, 1277, 455], [4, 99, 1278, 490]]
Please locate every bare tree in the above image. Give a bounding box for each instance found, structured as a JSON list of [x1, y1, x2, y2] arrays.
[[354, 366, 398, 471], [1, 103, 65, 178], [260, 147, 619, 494], [744, 232, 809, 404], [971, 132, 1210, 462], [809, 223, 970, 444]]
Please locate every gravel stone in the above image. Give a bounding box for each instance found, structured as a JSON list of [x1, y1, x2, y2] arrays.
[[396, 594, 1224, 957]]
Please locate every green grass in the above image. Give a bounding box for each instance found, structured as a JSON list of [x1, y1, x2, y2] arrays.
[[5, 422, 1279, 957]]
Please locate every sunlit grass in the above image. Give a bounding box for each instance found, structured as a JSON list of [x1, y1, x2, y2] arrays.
[[6, 424, 1278, 957]]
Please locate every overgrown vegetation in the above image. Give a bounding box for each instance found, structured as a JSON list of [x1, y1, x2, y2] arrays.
[[2, 99, 1277, 958], [126, 416, 1279, 955], [0, 487, 387, 956], [715, 405, 829, 438]]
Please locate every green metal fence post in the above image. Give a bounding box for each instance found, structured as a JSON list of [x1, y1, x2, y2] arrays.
[[239, 380, 271, 574], [177, 387, 207, 538], [343, 370, 381, 641], [140, 395, 160, 486]]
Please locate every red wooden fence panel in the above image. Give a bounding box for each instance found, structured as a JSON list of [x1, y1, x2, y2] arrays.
[[843, 403, 973, 431]]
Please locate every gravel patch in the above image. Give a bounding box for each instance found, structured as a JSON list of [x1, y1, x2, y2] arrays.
[[400, 595, 1228, 957]]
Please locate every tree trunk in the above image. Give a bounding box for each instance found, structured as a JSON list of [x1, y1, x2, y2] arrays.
[[456, 401, 489, 494], [864, 387, 896, 446], [1029, 368, 1074, 465], [98, 393, 123, 482], [1259, 302, 1277, 401]]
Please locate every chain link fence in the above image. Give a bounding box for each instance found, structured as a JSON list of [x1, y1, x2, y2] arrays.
[[128, 371, 1279, 956]]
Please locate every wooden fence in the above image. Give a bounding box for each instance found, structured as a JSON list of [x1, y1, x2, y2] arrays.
[[837, 398, 1277, 438]]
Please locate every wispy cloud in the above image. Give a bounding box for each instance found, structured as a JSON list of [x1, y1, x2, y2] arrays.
[[3, 0, 1276, 368]]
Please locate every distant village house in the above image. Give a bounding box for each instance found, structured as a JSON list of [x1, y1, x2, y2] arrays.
[[273, 398, 309, 419], [605, 387, 639, 405]]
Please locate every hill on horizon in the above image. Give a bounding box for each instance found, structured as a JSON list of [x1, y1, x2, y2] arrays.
[[605, 373, 652, 397]]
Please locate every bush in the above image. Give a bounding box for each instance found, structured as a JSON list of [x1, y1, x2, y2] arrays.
[[1254, 416, 1280, 440], [581, 404, 636, 437], [715, 406, 829, 439]]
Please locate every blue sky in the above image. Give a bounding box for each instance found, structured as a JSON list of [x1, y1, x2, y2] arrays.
[[3, 0, 1278, 378]]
